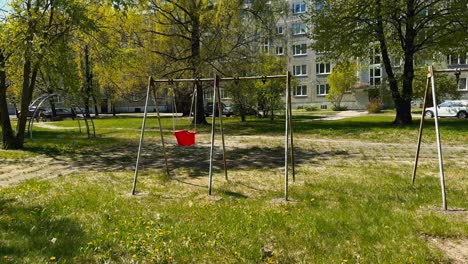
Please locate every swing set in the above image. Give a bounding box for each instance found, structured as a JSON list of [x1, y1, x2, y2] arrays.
[[412, 66, 468, 211], [132, 72, 296, 200]]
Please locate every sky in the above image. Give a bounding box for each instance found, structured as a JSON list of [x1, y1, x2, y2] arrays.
[[0, 0, 10, 20], [0, 0, 10, 10]]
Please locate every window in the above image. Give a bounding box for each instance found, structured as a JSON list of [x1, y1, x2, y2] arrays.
[[262, 39, 269, 53], [447, 55, 458, 65], [316, 62, 331, 74], [370, 46, 381, 65], [459, 78, 467, 91], [220, 89, 230, 99], [292, 44, 307, 56], [448, 54, 468, 65], [461, 54, 468, 64], [292, 23, 307, 35], [276, 25, 284, 35], [292, 2, 306, 14], [316, 84, 330, 96], [294, 85, 307, 96], [293, 65, 307, 76], [370, 67, 382, 86], [275, 46, 284, 55]]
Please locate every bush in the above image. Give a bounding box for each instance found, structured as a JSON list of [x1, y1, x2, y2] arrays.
[[304, 105, 319, 111], [331, 105, 348, 111], [367, 98, 384, 113]]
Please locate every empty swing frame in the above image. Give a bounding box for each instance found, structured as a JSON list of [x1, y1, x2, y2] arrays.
[[412, 66, 468, 211], [132, 72, 296, 201]]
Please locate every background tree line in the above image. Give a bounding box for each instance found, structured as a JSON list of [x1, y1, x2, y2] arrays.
[[0, 0, 288, 150]]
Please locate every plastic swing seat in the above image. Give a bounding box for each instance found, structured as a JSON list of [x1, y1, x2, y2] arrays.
[[173, 130, 196, 146]]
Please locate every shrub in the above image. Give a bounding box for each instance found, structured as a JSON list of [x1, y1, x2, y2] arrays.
[[304, 105, 319, 111], [331, 105, 348, 111], [367, 98, 384, 113]]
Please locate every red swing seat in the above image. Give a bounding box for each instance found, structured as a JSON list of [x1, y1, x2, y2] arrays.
[[173, 130, 196, 146]]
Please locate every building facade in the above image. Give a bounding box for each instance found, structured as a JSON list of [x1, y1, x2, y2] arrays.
[[277, 0, 467, 110]]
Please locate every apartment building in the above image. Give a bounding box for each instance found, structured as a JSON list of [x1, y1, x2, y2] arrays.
[[446, 54, 468, 98], [277, 1, 467, 110], [273, 1, 369, 110]]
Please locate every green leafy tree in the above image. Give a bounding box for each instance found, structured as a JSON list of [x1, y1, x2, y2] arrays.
[[0, 0, 94, 149], [306, 0, 468, 125], [412, 66, 460, 105], [138, 0, 283, 124], [327, 61, 358, 109]]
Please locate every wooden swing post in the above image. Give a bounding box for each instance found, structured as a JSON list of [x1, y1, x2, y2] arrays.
[[132, 76, 153, 195], [151, 86, 170, 177], [208, 75, 218, 195], [410, 66, 468, 210], [215, 75, 228, 181], [412, 70, 431, 184]]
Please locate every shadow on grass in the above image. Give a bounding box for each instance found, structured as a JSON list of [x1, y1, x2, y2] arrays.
[[20, 125, 351, 175], [0, 198, 86, 261], [130, 144, 349, 177], [18, 116, 466, 178]]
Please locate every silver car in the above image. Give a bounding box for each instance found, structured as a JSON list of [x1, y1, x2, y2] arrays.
[[425, 100, 468, 119]]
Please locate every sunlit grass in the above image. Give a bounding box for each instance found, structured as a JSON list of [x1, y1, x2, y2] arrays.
[[0, 114, 467, 262]]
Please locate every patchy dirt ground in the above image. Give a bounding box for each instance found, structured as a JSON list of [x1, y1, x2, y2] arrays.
[[429, 237, 468, 264], [0, 155, 78, 188], [1, 131, 467, 188]]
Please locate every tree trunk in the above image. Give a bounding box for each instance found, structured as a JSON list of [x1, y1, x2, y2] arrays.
[[111, 101, 116, 116], [393, 0, 417, 125], [190, 10, 208, 125], [83, 45, 92, 118], [376, 0, 412, 125], [395, 51, 415, 125], [15, 59, 39, 148], [0, 51, 20, 149], [92, 95, 99, 117]]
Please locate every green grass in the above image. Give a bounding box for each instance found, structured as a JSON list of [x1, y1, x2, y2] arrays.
[[0, 114, 467, 262]]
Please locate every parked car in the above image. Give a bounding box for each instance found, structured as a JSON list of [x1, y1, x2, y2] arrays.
[[205, 102, 233, 117], [18, 106, 45, 121], [425, 100, 468, 119], [42, 108, 77, 121]]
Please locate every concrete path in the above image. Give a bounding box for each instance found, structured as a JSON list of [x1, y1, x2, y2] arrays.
[[319, 110, 368, 120]]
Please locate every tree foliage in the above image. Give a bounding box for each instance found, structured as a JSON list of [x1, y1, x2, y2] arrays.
[[327, 61, 358, 108], [0, 0, 96, 149], [412, 66, 460, 105], [306, 0, 468, 125]]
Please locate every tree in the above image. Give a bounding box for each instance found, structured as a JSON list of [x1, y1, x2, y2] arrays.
[[138, 0, 282, 124], [254, 53, 287, 120], [327, 61, 358, 109], [306, 0, 468, 125], [0, 0, 95, 149], [412, 66, 460, 105]]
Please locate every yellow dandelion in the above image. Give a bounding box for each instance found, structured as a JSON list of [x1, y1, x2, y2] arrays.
[[49, 256, 56, 261]]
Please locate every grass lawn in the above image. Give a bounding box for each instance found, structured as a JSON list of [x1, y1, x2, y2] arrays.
[[0, 114, 467, 263]]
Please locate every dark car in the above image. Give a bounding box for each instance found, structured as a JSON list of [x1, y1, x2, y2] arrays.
[[205, 102, 233, 117], [42, 108, 76, 121], [18, 106, 45, 121]]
